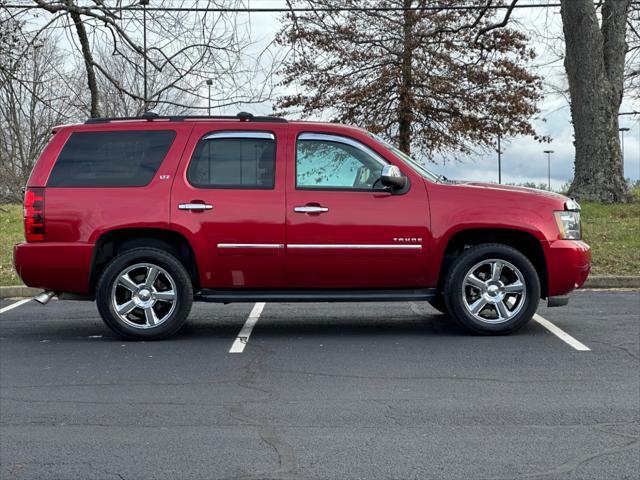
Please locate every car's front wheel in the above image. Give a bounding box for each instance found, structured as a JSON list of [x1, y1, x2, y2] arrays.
[[443, 243, 540, 335], [96, 248, 193, 340]]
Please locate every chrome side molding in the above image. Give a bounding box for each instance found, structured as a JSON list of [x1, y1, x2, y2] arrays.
[[286, 244, 421, 249], [217, 244, 284, 249]]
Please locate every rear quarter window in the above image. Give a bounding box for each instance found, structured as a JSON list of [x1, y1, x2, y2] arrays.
[[47, 130, 176, 187]]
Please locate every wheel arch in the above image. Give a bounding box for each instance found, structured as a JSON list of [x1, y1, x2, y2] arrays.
[[437, 227, 548, 298], [89, 227, 200, 295]]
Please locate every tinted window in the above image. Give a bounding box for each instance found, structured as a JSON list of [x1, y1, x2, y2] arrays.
[[48, 130, 175, 187], [296, 139, 383, 190], [187, 136, 275, 189]]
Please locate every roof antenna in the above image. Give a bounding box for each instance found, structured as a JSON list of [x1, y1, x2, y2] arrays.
[[237, 112, 254, 121]]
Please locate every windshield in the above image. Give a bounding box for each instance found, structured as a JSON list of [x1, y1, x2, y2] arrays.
[[367, 132, 442, 183]]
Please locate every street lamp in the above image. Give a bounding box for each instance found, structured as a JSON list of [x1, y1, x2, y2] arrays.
[[544, 150, 554, 191], [140, 0, 149, 112], [206, 79, 213, 116], [619, 127, 630, 161]]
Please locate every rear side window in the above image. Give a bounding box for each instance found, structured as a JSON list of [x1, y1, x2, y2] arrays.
[[48, 130, 176, 187], [187, 133, 275, 189]]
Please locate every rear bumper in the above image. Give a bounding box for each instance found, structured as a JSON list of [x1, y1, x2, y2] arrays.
[[545, 240, 591, 297], [13, 242, 94, 294]]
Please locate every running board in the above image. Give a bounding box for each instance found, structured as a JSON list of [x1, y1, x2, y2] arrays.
[[196, 288, 437, 303]]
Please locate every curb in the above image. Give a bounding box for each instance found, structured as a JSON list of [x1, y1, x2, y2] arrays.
[[582, 276, 640, 289], [1, 277, 639, 299], [0, 286, 42, 299]]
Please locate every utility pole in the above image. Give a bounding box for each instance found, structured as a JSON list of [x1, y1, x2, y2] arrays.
[[544, 150, 554, 191], [206, 79, 213, 116], [140, 0, 149, 112]]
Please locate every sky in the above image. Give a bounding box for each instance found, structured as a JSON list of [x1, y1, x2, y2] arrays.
[[235, 0, 640, 190]]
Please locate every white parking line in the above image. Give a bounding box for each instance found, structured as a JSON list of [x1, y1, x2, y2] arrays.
[[229, 302, 266, 353], [533, 313, 590, 351], [0, 298, 32, 315]]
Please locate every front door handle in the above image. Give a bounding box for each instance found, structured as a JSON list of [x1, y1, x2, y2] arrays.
[[178, 202, 213, 211], [294, 205, 329, 214]]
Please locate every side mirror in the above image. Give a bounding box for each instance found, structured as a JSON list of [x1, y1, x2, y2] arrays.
[[380, 165, 407, 190]]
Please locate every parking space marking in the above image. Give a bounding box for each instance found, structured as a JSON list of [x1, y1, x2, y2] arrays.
[[533, 313, 590, 351], [229, 302, 266, 353], [0, 298, 32, 315]]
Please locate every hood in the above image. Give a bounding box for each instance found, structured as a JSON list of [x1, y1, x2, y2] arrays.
[[454, 181, 569, 202], [440, 180, 574, 211]]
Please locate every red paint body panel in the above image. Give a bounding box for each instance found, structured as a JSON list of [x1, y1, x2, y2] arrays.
[[284, 123, 431, 288], [170, 123, 288, 288], [13, 242, 93, 292], [545, 240, 591, 295], [13, 118, 591, 300]]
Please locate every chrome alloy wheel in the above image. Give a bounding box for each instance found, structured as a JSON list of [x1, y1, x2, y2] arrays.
[[461, 259, 526, 324], [111, 263, 177, 329]]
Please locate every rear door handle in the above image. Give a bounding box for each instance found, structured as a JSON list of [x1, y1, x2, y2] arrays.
[[294, 206, 329, 213], [178, 203, 213, 211]]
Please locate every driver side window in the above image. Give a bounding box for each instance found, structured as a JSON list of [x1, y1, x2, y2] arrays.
[[296, 136, 384, 190]]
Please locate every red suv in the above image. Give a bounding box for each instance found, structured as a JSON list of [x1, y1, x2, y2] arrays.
[[13, 113, 591, 339]]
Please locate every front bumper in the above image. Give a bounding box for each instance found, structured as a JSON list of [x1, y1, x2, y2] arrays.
[[545, 240, 591, 297], [13, 242, 94, 294]]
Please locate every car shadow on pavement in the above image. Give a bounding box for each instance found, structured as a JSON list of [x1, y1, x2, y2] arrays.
[[181, 311, 470, 340]]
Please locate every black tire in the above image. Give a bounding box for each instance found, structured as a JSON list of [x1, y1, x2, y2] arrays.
[[96, 247, 193, 340], [428, 295, 449, 315], [443, 243, 540, 335]]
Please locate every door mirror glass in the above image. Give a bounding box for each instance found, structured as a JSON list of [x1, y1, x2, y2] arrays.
[[380, 165, 407, 190]]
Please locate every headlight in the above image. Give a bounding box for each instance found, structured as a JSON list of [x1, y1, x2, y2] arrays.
[[554, 211, 581, 240]]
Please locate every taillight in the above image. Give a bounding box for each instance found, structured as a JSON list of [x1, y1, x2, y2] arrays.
[[24, 187, 45, 242]]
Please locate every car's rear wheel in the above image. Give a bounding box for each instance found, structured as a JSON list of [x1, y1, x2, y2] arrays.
[[96, 248, 193, 340], [443, 243, 540, 335]]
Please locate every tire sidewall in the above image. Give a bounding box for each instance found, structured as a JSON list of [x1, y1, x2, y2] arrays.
[[444, 244, 540, 335], [96, 248, 193, 340]]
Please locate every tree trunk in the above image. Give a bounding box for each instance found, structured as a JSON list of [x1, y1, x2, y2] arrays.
[[561, 0, 630, 202], [70, 11, 100, 118], [397, 0, 414, 154]]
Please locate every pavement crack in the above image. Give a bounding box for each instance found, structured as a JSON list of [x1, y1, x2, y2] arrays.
[[222, 344, 298, 479], [589, 339, 640, 361], [261, 367, 575, 384], [477, 424, 639, 480]]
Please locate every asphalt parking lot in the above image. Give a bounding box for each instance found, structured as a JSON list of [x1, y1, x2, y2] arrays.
[[1, 290, 638, 480]]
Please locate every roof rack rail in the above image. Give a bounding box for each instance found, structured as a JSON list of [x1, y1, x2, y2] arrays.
[[84, 111, 287, 124]]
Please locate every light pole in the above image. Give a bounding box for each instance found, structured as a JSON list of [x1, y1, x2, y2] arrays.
[[544, 150, 554, 191], [619, 127, 630, 161], [140, 0, 149, 112], [206, 79, 213, 116]]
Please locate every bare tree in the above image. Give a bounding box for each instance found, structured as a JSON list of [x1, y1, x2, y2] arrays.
[[0, 1, 28, 87], [27, 0, 278, 117], [277, 0, 543, 159], [0, 38, 78, 202], [561, 0, 632, 202], [625, 3, 640, 102], [70, 45, 197, 117]]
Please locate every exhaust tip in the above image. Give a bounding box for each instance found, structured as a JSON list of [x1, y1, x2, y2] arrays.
[[34, 291, 56, 305]]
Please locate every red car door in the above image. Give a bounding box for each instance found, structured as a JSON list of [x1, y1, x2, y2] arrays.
[[285, 127, 431, 288], [171, 123, 288, 288]]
